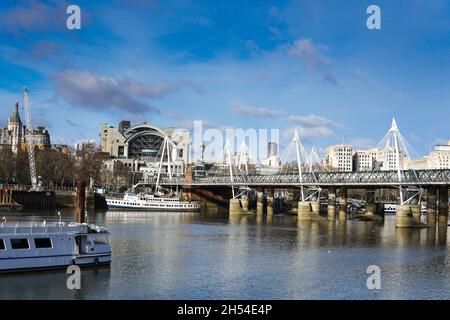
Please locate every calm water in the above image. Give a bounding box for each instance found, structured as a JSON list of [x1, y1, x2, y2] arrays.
[[1, 209, 450, 300]]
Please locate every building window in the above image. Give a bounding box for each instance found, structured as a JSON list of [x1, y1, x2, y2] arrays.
[[0, 239, 4, 250]]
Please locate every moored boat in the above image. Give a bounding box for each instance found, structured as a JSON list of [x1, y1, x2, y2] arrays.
[[106, 192, 201, 211], [0, 220, 111, 273]]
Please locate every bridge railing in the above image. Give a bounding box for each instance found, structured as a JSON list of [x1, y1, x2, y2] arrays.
[[139, 169, 450, 186]]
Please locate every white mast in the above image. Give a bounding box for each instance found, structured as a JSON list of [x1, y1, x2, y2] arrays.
[[238, 141, 248, 175], [391, 118, 404, 204], [293, 130, 305, 202], [225, 140, 235, 198], [155, 135, 167, 191]]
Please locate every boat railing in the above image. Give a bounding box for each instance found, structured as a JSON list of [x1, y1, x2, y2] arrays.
[[0, 220, 90, 235]]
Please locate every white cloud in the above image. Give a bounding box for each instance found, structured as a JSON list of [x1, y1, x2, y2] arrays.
[[287, 38, 337, 85], [230, 102, 283, 118], [286, 113, 340, 128]]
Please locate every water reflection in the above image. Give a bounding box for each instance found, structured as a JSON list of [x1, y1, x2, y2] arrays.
[[0, 209, 449, 299]]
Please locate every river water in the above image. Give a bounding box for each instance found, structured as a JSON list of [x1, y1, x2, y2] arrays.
[[0, 209, 449, 300]]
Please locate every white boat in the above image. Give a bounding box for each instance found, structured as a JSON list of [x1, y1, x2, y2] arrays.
[[106, 192, 201, 211], [0, 220, 111, 273], [383, 204, 427, 215]]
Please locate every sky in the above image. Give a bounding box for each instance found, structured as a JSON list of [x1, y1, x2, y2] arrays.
[[0, 0, 449, 158]]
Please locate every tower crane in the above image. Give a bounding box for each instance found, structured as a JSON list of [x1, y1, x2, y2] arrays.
[[23, 87, 38, 190]]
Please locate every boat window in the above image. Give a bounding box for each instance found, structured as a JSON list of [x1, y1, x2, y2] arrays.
[[10, 238, 30, 250], [34, 238, 52, 249], [92, 235, 109, 245], [0, 239, 4, 250]]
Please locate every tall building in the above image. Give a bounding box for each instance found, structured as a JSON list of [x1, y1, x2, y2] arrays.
[[261, 142, 279, 168], [0, 102, 51, 155], [376, 148, 406, 171], [26, 127, 51, 150], [353, 149, 378, 171], [0, 102, 24, 154], [100, 121, 190, 174], [323, 144, 353, 172], [405, 140, 450, 170], [428, 141, 450, 169]]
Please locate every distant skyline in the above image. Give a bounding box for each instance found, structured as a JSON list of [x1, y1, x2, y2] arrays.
[[0, 0, 449, 157]]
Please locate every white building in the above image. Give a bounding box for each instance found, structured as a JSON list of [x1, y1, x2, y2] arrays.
[[100, 121, 190, 177], [427, 141, 450, 169], [405, 140, 450, 170], [323, 144, 353, 172], [376, 148, 406, 171], [353, 149, 378, 171], [1, 102, 51, 155], [0, 102, 24, 155]]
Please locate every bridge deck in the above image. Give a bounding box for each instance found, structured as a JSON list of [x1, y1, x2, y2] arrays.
[[141, 169, 450, 187]]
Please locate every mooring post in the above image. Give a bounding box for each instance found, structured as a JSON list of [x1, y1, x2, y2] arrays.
[[76, 181, 86, 223]]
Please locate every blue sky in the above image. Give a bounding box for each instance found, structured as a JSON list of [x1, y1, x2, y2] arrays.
[[0, 0, 449, 157]]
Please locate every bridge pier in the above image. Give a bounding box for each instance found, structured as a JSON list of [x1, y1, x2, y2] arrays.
[[327, 188, 336, 221], [365, 190, 376, 216], [395, 204, 427, 228], [338, 188, 347, 221], [438, 187, 448, 224], [229, 198, 241, 215], [256, 191, 264, 215], [240, 197, 249, 213], [266, 189, 274, 216], [427, 187, 437, 225], [297, 201, 312, 221]]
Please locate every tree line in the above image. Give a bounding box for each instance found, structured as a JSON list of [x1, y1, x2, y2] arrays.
[[0, 141, 137, 192]]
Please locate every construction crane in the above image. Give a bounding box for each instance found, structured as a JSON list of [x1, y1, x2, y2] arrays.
[[23, 87, 38, 190]]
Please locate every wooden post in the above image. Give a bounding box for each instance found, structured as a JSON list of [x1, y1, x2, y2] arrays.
[[76, 181, 86, 223]]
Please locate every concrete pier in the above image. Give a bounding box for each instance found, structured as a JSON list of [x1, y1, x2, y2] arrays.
[[297, 201, 312, 221], [229, 198, 241, 215], [427, 187, 437, 225], [266, 195, 274, 216], [438, 187, 448, 224], [395, 204, 427, 228], [354, 189, 382, 221], [365, 191, 376, 216], [327, 188, 336, 221], [410, 204, 421, 221], [240, 198, 249, 213], [256, 191, 264, 215], [338, 188, 347, 221], [309, 200, 326, 221], [310, 200, 320, 214]]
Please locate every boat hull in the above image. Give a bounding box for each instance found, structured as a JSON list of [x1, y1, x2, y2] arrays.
[[0, 253, 111, 273], [107, 204, 200, 211]]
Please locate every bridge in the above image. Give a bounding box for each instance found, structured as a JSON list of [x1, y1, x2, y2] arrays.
[[147, 169, 450, 187], [141, 118, 450, 229]]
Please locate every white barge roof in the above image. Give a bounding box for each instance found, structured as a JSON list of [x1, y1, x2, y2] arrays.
[[0, 221, 109, 235]]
